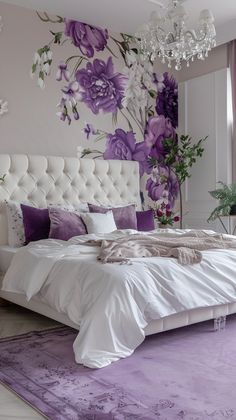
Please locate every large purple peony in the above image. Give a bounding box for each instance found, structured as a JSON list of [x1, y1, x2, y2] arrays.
[[103, 129, 150, 176], [64, 20, 108, 58], [146, 165, 179, 209], [144, 115, 176, 160], [156, 72, 178, 128], [76, 57, 126, 114]]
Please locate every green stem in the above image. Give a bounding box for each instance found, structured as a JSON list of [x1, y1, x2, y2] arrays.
[[36, 11, 64, 23], [179, 182, 183, 229], [218, 216, 229, 234], [119, 109, 134, 131], [126, 108, 144, 136], [66, 55, 88, 64]]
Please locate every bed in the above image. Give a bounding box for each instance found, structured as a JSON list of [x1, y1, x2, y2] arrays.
[[1, 154, 236, 368]]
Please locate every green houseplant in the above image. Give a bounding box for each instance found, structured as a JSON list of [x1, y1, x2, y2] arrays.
[[208, 182, 236, 222], [149, 134, 207, 228]]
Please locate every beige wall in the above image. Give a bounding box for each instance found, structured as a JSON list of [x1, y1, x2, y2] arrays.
[[154, 44, 228, 83]]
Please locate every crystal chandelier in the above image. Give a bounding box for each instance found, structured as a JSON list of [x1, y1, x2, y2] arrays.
[[135, 0, 216, 70]]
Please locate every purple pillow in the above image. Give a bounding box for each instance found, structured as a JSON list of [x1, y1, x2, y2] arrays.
[[49, 208, 87, 240], [136, 210, 155, 231], [21, 204, 50, 244], [88, 203, 137, 230]]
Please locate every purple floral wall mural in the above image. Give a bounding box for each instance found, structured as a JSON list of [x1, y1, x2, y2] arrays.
[[31, 12, 178, 214]]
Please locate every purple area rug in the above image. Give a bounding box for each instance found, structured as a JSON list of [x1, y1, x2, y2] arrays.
[[1, 317, 236, 420]]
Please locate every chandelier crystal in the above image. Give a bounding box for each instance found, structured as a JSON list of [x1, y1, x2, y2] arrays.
[[135, 0, 216, 70]]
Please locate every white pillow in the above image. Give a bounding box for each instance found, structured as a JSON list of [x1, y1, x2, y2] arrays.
[[81, 211, 117, 234], [5, 201, 25, 247], [5, 200, 89, 247]]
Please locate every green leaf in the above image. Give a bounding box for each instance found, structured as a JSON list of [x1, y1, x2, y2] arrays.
[[31, 63, 37, 73], [112, 110, 118, 126], [149, 90, 157, 98]]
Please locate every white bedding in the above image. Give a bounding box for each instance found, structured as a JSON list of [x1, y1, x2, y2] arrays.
[[0, 245, 18, 273], [2, 228, 236, 368]]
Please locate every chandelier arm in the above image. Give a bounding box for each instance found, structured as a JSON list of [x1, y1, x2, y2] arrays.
[[165, 32, 176, 44], [184, 29, 208, 44]]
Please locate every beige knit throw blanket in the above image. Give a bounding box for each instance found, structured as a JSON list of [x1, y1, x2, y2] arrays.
[[90, 231, 236, 265]]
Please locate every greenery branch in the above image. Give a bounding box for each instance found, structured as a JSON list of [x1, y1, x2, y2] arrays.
[[149, 134, 207, 228], [36, 12, 64, 24]]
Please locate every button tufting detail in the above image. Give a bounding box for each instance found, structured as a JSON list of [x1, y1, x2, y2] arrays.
[[0, 155, 141, 245]]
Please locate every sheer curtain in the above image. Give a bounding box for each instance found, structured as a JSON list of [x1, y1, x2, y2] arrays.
[[229, 40, 236, 182]]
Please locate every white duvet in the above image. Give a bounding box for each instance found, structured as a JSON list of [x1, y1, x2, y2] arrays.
[[2, 228, 236, 368]]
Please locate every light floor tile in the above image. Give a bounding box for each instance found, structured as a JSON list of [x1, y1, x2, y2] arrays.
[[0, 303, 60, 419]]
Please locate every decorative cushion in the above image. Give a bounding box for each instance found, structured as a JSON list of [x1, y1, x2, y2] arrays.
[[21, 204, 50, 244], [49, 208, 87, 240], [136, 210, 155, 231], [5, 201, 88, 247], [81, 211, 117, 234], [5, 201, 25, 247], [88, 204, 137, 230]]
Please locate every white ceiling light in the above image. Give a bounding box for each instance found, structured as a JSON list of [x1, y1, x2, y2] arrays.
[[135, 0, 216, 70]]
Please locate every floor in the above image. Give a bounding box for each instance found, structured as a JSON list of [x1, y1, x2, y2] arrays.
[[0, 302, 60, 419]]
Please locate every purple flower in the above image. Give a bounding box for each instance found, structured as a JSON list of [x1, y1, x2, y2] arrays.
[[57, 81, 80, 123], [76, 57, 126, 114], [146, 165, 179, 209], [56, 62, 70, 82], [145, 115, 176, 160], [83, 123, 97, 139], [57, 108, 72, 125], [156, 72, 178, 128], [61, 81, 81, 106], [65, 19, 108, 58], [103, 129, 150, 176]]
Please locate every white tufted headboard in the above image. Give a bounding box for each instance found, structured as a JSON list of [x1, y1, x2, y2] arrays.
[[0, 154, 141, 245]]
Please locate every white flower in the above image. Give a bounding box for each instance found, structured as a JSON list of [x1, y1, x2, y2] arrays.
[[142, 72, 155, 90], [125, 50, 138, 67], [0, 99, 8, 116], [42, 52, 48, 62], [46, 50, 53, 60], [37, 77, 45, 90], [76, 146, 83, 158], [42, 62, 50, 75], [33, 52, 41, 65]]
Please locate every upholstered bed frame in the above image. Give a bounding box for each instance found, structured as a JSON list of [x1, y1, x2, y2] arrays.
[[0, 154, 235, 334]]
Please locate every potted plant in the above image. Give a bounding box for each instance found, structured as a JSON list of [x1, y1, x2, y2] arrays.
[[208, 182, 236, 222], [149, 134, 207, 228]]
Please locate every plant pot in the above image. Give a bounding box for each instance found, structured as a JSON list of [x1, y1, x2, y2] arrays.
[[230, 205, 236, 215]]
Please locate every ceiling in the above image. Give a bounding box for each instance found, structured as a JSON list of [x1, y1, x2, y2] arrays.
[[2, 0, 236, 45]]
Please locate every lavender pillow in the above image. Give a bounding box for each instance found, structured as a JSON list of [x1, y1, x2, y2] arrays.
[[21, 204, 50, 244], [88, 203, 137, 230], [136, 210, 155, 231], [49, 208, 87, 240]]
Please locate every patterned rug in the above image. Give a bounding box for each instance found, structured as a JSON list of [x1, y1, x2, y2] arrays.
[[0, 315, 236, 420]]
